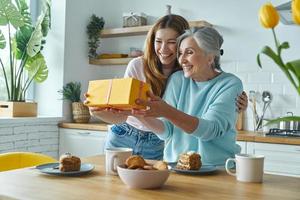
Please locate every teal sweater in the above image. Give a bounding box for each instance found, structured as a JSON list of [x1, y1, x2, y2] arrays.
[[158, 71, 243, 166]]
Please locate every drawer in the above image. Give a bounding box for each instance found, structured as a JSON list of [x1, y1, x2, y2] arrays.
[[59, 128, 107, 157]]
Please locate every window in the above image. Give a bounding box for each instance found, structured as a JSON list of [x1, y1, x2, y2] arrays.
[[0, 0, 37, 101], [0, 26, 10, 101]]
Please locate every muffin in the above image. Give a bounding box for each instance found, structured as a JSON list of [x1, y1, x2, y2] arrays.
[[59, 153, 81, 172], [176, 151, 202, 170], [153, 161, 168, 170], [125, 155, 146, 169]]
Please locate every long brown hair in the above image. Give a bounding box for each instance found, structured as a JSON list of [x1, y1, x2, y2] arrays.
[[143, 15, 189, 97]]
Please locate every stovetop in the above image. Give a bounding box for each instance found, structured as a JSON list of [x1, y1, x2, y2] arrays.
[[266, 128, 300, 137]]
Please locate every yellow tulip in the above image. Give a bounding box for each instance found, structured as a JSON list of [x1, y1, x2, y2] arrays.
[[259, 3, 280, 28], [292, 0, 300, 25]]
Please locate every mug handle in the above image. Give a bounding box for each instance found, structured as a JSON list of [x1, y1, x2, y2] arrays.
[[225, 158, 236, 176], [110, 154, 118, 173]]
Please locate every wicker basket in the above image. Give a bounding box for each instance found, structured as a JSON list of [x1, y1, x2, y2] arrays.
[[123, 12, 147, 27], [72, 102, 90, 123]]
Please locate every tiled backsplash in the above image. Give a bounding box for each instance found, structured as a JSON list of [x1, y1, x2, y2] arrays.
[[0, 117, 60, 159], [223, 61, 299, 131]]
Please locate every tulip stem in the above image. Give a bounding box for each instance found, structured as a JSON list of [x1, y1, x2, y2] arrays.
[[272, 28, 279, 52]]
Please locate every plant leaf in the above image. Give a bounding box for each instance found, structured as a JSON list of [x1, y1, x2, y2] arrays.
[[278, 41, 289, 55], [15, 0, 32, 27], [26, 8, 50, 57], [26, 20, 43, 57], [14, 26, 34, 59], [257, 53, 262, 68], [0, 30, 5, 49], [286, 59, 300, 95], [25, 53, 48, 83], [0, 0, 25, 28], [265, 116, 300, 126], [259, 45, 282, 68], [287, 60, 300, 80], [41, 0, 51, 36]]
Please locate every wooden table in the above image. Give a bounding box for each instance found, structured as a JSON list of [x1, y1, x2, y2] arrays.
[[0, 156, 299, 200]]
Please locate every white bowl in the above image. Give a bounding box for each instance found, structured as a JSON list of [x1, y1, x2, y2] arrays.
[[117, 165, 170, 189]]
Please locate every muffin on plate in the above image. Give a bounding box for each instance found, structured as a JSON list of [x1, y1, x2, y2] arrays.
[[59, 153, 81, 172], [176, 151, 201, 170]]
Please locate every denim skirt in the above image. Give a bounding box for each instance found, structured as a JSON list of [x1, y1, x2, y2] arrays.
[[105, 123, 164, 160]]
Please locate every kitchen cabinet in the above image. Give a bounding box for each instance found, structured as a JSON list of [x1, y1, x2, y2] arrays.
[[237, 140, 300, 177], [236, 141, 247, 154], [247, 142, 300, 177], [59, 128, 107, 157], [90, 20, 211, 66]]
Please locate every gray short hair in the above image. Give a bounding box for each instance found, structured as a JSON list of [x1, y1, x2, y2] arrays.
[[177, 26, 223, 70]]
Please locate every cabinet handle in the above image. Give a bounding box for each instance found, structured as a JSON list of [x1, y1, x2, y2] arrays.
[[77, 132, 91, 136]]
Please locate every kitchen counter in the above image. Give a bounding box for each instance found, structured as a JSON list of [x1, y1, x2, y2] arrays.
[[0, 155, 299, 200], [59, 122, 109, 131], [237, 131, 300, 145], [59, 123, 300, 145]]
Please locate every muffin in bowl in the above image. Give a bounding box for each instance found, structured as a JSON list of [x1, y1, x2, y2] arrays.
[[117, 155, 169, 189]]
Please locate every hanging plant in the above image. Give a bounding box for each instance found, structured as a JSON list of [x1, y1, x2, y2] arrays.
[[87, 14, 105, 59]]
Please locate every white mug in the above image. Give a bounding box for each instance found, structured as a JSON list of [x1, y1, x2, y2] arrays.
[[105, 147, 132, 175], [225, 154, 265, 183]]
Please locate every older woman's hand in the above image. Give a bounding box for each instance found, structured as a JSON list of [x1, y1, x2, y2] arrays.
[[133, 92, 169, 118]]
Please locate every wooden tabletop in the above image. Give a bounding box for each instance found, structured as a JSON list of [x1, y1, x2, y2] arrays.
[[59, 122, 300, 145], [0, 156, 299, 200]]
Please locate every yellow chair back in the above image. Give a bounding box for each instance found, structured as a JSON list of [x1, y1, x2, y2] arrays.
[[0, 152, 57, 172]]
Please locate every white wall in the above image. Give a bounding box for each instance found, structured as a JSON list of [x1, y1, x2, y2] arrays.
[[37, 0, 300, 130], [35, 0, 66, 117]]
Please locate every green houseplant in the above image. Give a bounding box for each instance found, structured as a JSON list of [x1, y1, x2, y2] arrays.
[[0, 0, 51, 117], [87, 14, 105, 59], [58, 82, 90, 123], [257, 2, 300, 124], [0, 0, 50, 101]]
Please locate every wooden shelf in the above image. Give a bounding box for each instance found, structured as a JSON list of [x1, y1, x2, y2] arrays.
[[101, 25, 153, 38], [100, 20, 212, 38], [91, 20, 212, 66], [89, 57, 133, 65]]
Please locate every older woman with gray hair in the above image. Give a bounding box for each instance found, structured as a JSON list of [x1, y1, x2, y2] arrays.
[[134, 26, 243, 166]]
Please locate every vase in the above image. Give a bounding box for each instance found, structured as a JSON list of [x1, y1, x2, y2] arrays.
[[0, 101, 37, 117], [72, 102, 90, 123]]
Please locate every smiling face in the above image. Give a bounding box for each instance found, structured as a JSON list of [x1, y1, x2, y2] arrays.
[[154, 28, 179, 70], [178, 36, 216, 81]]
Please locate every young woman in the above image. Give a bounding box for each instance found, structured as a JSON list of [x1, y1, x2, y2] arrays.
[[90, 15, 248, 160]]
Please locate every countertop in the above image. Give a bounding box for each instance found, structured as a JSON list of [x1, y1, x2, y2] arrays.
[[0, 155, 299, 200], [59, 122, 300, 145]]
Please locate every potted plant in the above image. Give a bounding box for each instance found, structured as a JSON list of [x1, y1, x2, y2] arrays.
[[0, 0, 51, 117], [257, 1, 300, 124], [58, 82, 90, 123]]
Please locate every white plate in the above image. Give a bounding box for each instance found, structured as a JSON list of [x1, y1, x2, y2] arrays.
[[168, 162, 217, 175], [36, 163, 94, 176]]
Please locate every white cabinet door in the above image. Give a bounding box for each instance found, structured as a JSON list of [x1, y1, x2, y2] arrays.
[[248, 142, 300, 177], [236, 141, 247, 154], [59, 128, 107, 157]]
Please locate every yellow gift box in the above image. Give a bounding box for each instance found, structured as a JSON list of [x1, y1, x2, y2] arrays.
[[85, 78, 150, 110]]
